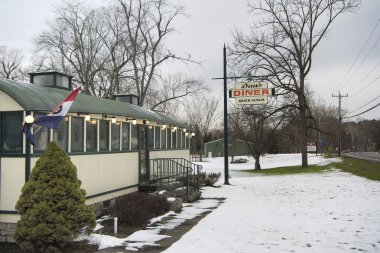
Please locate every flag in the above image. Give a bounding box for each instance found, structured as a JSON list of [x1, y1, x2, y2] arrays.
[[22, 123, 35, 145], [35, 87, 81, 129]]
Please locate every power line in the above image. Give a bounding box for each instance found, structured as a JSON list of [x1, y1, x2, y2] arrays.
[[335, 17, 380, 92], [345, 61, 380, 99], [348, 75, 380, 98], [344, 101, 380, 119], [342, 35, 380, 88], [346, 94, 380, 114]]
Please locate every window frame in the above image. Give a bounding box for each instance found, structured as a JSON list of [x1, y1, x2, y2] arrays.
[[99, 119, 110, 152], [86, 119, 98, 152], [111, 122, 121, 151], [70, 116, 84, 153], [53, 118, 68, 152], [33, 113, 51, 154], [1, 111, 23, 154]]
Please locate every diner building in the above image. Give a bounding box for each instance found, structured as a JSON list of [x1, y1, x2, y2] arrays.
[[0, 71, 194, 237]]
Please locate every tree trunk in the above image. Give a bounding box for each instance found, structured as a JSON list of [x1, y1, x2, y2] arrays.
[[230, 138, 236, 163], [254, 155, 261, 170], [299, 95, 308, 167]]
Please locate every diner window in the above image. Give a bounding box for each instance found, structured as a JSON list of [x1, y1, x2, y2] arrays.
[[99, 120, 109, 151], [86, 120, 97, 152], [186, 135, 190, 149], [122, 123, 130, 150], [3, 112, 23, 154], [131, 124, 138, 150], [161, 128, 166, 149], [182, 131, 186, 148], [172, 130, 177, 149], [33, 114, 50, 153], [53, 119, 68, 151], [0, 113, 2, 153], [147, 127, 154, 149], [111, 123, 121, 151], [155, 127, 160, 149], [177, 130, 181, 148], [167, 129, 171, 149], [71, 117, 84, 152]]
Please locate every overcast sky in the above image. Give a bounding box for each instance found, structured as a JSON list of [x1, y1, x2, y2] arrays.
[[0, 0, 379, 120]]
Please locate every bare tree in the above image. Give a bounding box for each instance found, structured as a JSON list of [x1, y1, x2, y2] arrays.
[[0, 45, 23, 80], [98, 4, 134, 97], [146, 73, 205, 113], [186, 96, 221, 161], [33, 0, 202, 109], [230, 102, 287, 170], [34, 2, 109, 96], [231, 0, 360, 167], [118, 0, 194, 106]]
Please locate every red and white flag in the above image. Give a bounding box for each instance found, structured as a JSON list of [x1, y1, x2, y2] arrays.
[[34, 87, 81, 129]]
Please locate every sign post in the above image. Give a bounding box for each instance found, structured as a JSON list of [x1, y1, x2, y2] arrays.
[[212, 45, 275, 185], [223, 45, 230, 185]]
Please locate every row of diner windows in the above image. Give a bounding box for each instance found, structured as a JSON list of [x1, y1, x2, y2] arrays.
[[0, 111, 190, 155]]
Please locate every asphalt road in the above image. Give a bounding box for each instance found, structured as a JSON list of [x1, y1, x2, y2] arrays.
[[344, 152, 380, 163]]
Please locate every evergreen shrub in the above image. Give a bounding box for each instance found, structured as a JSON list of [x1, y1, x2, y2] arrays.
[[15, 142, 95, 253]]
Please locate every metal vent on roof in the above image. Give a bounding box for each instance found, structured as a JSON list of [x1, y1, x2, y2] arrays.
[[113, 94, 140, 106], [28, 70, 73, 90]]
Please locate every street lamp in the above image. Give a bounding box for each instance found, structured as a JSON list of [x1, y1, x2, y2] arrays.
[[25, 115, 35, 124], [24, 114, 35, 181]]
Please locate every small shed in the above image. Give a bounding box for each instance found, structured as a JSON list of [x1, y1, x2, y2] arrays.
[[204, 138, 251, 157]]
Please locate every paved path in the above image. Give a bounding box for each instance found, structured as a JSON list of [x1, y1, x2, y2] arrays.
[[344, 152, 380, 163]]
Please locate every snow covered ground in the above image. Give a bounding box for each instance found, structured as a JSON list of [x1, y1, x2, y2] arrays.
[[82, 154, 380, 252], [196, 153, 342, 174], [164, 154, 380, 253]]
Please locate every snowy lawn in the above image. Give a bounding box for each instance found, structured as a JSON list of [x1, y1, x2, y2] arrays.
[[80, 154, 380, 252], [163, 154, 380, 253], [196, 153, 342, 174]]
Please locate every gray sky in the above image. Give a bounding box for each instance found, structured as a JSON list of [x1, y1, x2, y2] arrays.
[[0, 0, 379, 120]]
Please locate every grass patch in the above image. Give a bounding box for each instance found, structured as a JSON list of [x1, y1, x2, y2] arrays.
[[244, 164, 329, 175], [332, 157, 380, 181], [244, 157, 380, 181]]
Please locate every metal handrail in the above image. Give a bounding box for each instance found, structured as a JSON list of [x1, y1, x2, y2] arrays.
[[145, 158, 203, 194]]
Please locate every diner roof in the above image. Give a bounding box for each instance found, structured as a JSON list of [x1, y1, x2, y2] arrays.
[[0, 78, 187, 128]]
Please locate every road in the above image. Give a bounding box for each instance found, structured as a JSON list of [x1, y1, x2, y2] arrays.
[[344, 152, 380, 163]]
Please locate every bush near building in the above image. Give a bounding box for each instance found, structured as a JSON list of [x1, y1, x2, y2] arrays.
[[15, 142, 95, 253], [108, 192, 170, 226]]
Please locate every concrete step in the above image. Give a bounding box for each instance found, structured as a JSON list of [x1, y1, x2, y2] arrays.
[[182, 191, 202, 203]]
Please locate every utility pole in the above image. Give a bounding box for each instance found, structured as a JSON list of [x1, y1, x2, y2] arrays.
[[223, 45, 230, 185], [332, 91, 348, 156]]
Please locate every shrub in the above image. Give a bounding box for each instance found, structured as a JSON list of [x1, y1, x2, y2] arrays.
[[204, 172, 221, 186], [187, 172, 206, 191], [15, 142, 95, 253], [108, 192, 169, 226], [231, 158, 248, 163], [184, 172, 221, 189]]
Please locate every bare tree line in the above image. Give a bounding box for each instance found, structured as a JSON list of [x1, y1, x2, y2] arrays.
[[0, 0, 205, 113], [0, 45, 23, 80]]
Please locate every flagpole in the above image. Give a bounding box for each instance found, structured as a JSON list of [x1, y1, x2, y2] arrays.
[[25, 127, 31, 182]]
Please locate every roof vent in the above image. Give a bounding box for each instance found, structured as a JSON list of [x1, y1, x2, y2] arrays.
[[28, 70, 73, 90], [113, 94, 140, 106]]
